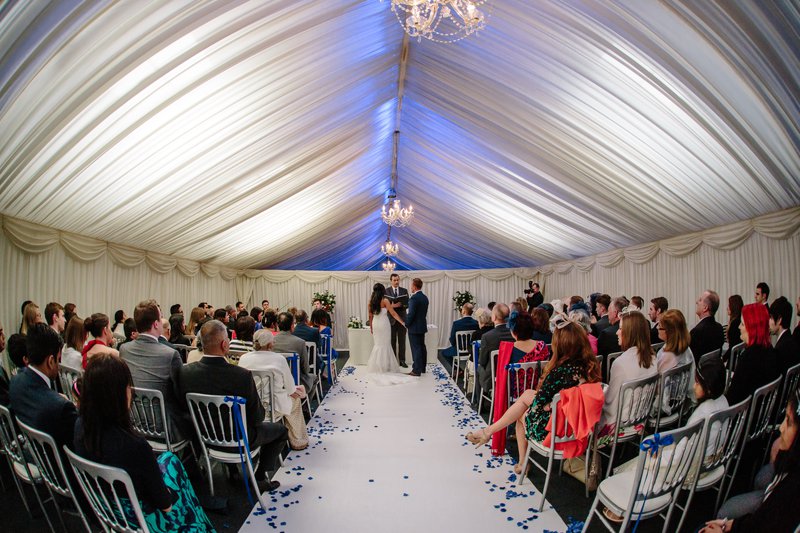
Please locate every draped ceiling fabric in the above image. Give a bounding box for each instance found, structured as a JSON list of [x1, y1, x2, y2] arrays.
[[0, 1, 798, 273]]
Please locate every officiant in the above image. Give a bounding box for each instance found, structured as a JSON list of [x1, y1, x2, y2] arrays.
[[385, 273, 409, 368]]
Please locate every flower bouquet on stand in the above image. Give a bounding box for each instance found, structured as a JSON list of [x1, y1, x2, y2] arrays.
[[347, 316, 364, 329], [453, 290, 476, 311]]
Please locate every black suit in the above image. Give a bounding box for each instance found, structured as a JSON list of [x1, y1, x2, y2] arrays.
[[723, 317, 742, 363], [477, 324, 514, 393], [597, 322, 621, 356], [650, 323, 660, 344], [385, 286, 409, 365], [689, 316, 725, 363], [405, 291, 428, 374], [178, 356, 288, 475], [592, 315, 610, 337], [793, 324, 800, 347], [525, 291, 543, 312], [775, 330, 800, 375], [443, 316, 479, 358], [726, 344, 779, 406], [9, 367, 78, 454]]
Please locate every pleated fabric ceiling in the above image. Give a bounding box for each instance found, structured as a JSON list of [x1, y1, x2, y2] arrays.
[[1, 1, 798, 270]]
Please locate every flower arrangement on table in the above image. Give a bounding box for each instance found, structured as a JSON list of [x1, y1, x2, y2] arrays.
[[312, 290, 336, 312], [347, 316, 364, 329], [453, 290, 476, 311]]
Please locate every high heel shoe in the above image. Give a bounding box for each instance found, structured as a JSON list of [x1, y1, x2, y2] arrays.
[[465, 428, 491, 448]]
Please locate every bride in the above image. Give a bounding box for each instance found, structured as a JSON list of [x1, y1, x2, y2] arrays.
[[366, 283, 409, 375]]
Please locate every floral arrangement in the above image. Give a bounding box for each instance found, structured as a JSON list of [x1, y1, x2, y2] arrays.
[[453, 290, 476, 311], [347, 316, 364, 329], [312, 290, 336, 311]]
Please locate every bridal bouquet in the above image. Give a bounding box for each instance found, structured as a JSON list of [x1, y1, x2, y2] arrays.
[[453, 290, 476, 311], [312, 290, 336, 311], [347, 316, 364, 329]]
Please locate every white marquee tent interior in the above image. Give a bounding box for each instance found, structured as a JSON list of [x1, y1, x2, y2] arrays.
[[1, 1, 799, 345]]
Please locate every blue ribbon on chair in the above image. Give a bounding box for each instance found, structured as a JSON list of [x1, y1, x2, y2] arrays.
[[223, 395, 256, 507], [286, 354, 300, 386], [506, 363, 521, 370], [630, 433, 675, 533]]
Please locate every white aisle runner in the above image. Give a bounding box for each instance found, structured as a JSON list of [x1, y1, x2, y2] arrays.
[[240, 364, 570, 533]]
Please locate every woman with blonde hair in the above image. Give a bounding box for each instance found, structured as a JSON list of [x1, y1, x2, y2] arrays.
[[61, 316, 87, 369], [466, 319, 601, 473], [20, 302, 42, 335], [186, 307, 206, 337], [655, 309, 693, 373]]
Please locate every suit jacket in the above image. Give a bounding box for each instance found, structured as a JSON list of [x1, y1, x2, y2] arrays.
[[272, 331, 313, 392], [650, 323, 660, 344], [478, 324, 514, 390], [689, 316, 725, 362], [726, 344, 779, 406], [9, 367, 78, 453], [293, 323, 322, 352], [385, 286, 409, 325], [793, 324, 800, 347], [444, 316, 479, 357], [592, 315, 610, 337], [526, 291, 544, 311], [120, 335, 187, 439], [405, 291, 429, 335], [775, 330, 800, 375], [597, 322, 621, 356], [178, 356, 264, 438]]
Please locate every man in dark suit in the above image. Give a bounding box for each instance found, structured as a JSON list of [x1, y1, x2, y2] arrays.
[[292, 309, 324, 372], [405, 278, 429, 376], [120, 299, 190, 442], [598, 297, 627, 356], [524, 282, 544, 312], [769, 297, 800, 374], [9, 323, 77, 454], [755, 282, 770, 307], [690, 290, 725, 362], [648, 296, 668, 344], [477, 303, 513, 395], [178, 320, 288, 491], [385, 273, 409, 368], [273, 312, 314, 393], [591, 294, 611, 337], [443, 303, 479, 358]]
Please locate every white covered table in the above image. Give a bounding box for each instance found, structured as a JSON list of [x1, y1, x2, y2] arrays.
[[347, 325, 440, 366]]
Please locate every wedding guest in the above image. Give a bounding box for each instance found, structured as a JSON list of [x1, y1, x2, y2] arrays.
[[20, 302, 42, 335], [588, 292, 601, 321], [118, 318, 138, 348], [75, 354, 213, 532], [630, 296, 644, 311], [597, 310, 658, 441], [690, 289, 725, 362], [7, 333, 28, 371], [655, 309, 694, 373], [685, 358, 728, 473], [597, 297, 628, 356], [264, 309, 279, 333], [311, 308, 338, 360], [111, 309, 127, 340], [229, 316, 256, 352], [273, 312, 313, 393], [754, 282, 770, 306], [250, 307, 264, 331], [63, 303, 78, 324], [591, 294, 611, 336], [769, 296, 800, 374], [648, 296, 668, 343], [293, 309, 321, 352], [168, 315, 192, 346], [61, 316, 86, 369], [81, 313, 119, 369], [701, 389, 800, 533], [443, 303, 479, 358], [45, 302, 66, 337], [477, 303, 513, 395], [568, 306, 597, 355], [18, 300, 32, 332], [723, 294, 744, 363], [470, 308, 494, 343], [239, 330, 309, 450], [466, 319, 601, 471], [726, 303, 779, 405], [213, 308, 233, 338], [531, 307, 552, 344], [186, 307, 206, 336]]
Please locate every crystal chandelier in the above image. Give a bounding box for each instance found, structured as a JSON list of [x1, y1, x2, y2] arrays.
[[389, 0, 488, 43], [382, 257, 396, 272], [381, 239, 399, 256], [381, 199, 413, 227]]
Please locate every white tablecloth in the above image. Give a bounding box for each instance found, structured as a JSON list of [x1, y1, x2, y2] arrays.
[[347, 325, 440, 366]]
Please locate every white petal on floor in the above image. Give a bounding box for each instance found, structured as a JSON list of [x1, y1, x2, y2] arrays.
[[239, 363, 568, 533]]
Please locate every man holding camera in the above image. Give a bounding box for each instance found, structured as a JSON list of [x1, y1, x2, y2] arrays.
[[524, 281, 543, 312]]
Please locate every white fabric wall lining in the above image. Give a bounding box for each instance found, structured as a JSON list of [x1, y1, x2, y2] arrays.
[[1, 207, 798, 358]]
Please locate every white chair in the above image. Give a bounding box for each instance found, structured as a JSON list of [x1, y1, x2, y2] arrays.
[[671, 398, 750, 532], [518, 384, 608, 511], [226, 349, 249, 364], [304, 342, 323, 404], [723, 375, 782, 502], [651, 342, 665, 353], [16, 419, 92, 533], [185, 392, 265, 510], [582, 418, 706, 533], [651, 362, 693, 431], [57, 365, 82, 405], [469, 340, 480, 403], [0, 404, 52, 527], [477, 350, 498, 417], [725, 342, 745, 393], [284, 352, 312, 417], [64, 446, 149, 533], [251, 369, 282, 423], [506, 361, 541, 407], [451, 330, 475, 388], [130, 387, 193, 456], [774, 362, 800, 426], [600, 373, 661, 478]]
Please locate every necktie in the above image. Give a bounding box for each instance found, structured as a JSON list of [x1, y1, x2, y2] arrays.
[[394, 289, 398, 297]]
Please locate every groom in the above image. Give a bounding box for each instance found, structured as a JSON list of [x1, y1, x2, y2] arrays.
[[405, 278, 429, 376]]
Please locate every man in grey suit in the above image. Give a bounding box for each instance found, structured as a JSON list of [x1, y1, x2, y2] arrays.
[[120, 299, 190, 442], [385, 273, 409, 367], [272, 312, 314, 394], [477, 303, 513, 395]]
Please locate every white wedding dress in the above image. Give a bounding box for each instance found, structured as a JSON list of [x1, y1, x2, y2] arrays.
[[366, 307, 415, 385]]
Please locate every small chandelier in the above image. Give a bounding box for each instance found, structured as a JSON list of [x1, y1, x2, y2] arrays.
[[389, 0, 488, 43], [381, 199, 413, 227], [381, 239, 399, 256], [382, 257, 396, 272]]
